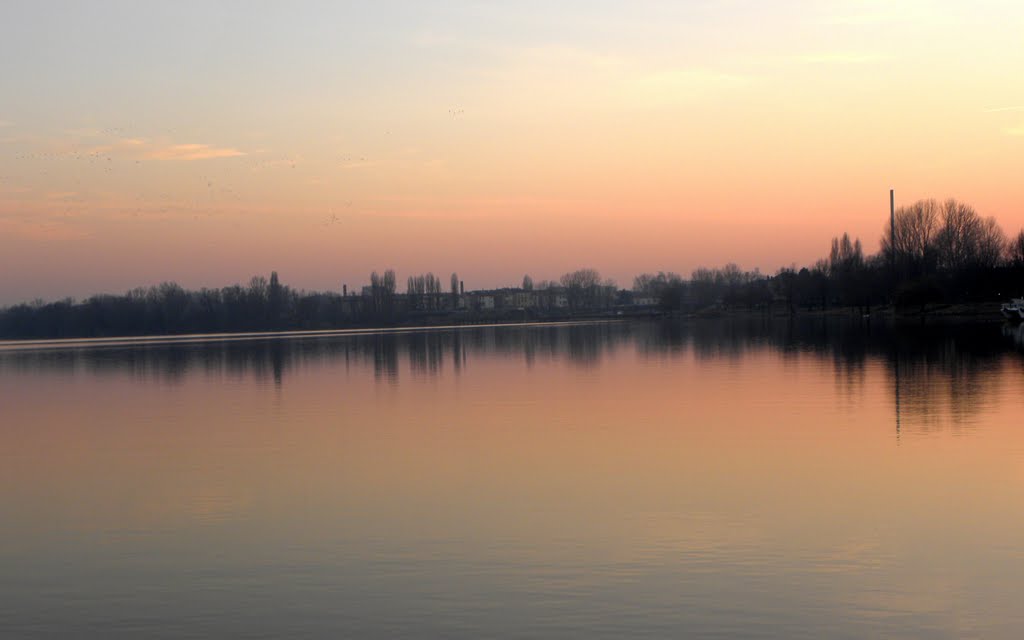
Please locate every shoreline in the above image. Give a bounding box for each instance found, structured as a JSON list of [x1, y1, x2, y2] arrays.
[[1, 303, 1011, 348], [682, 302, 1005, 322], [0, 317, 631, 351]]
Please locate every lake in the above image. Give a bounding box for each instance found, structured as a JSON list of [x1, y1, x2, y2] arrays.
[[3, 318, 1024, 639]]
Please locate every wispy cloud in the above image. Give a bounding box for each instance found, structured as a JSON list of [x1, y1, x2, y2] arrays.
[[984, 106, 1024, 113], [1004, 125, 1024, 137], [77, 137, 247, 161], [145, 143, 246, 161]]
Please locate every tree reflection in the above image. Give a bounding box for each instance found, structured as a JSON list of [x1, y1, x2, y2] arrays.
[[638, 316, 1015, 433], [2, 318, 1020, 434], [0, 322, 632, 385]]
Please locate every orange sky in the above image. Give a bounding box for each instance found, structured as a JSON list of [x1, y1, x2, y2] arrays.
[[1, 2, 1022, 303]]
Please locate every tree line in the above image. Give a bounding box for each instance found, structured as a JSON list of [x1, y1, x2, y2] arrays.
[[0, 267, 617, 339], [2, 196, 1022, 339], [633, 197, 1024, 314]]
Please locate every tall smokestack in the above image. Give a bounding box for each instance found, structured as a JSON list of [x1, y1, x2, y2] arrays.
[[890, 189, 895, 264], [343, 284, 347, 297], [460, 280, 464, 295]]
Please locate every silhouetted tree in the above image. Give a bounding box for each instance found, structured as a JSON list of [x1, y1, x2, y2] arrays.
[[1008, 230, 1024, 268], [934, 199, 1004, 272], [880, 198, 940, 279], [370, 271, 384, 315], [828, 233, 868, 309], [382, 269, 397, 316], [690, 268, 718, 307], [634, 272, 687, 310], [975, 217, 1006, 270], [560, 268, 603, 310], [268, 271, 284, 327]]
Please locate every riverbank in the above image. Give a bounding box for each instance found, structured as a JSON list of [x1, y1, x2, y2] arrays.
[[684, 301, 1005, 322], [0, 300, 1008, 343]]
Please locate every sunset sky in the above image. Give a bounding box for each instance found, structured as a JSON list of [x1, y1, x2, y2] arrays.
[[1, 1, 1022, 304]]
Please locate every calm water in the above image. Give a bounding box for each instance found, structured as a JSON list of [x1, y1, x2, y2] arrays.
[[4, 318, 1024, 639]]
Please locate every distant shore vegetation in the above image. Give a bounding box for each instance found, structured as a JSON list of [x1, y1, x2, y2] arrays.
[[4, 197, 1024, 339]]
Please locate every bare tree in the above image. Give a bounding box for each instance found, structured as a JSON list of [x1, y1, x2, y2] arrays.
[[880, 199, 940, 275], [633, 273, 657, 294], [935, 199, 982, 271], [633, 272, 686, 308], [560, 268, 602, 309], [690, 267, 718, 307], [975, 216, 1006, 270], [522, 274, 533, 291], [370, 271, 383, 314], [1007, 230, 1024, 267], [601, 278, 618, 307], [932, 199, 1006, 271], [268, 271, 284, 325], [828, 233, 864, 275], [370, 270, 396, 316], [720, 263, 744, 289], [383, 269, 396, 315]]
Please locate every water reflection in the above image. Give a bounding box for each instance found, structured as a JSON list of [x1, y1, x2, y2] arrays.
[[0, 322, 635, 385], [4, 318, 1024, 638], [643, 317, 1020, 432], [1, 318, 1020, 433]]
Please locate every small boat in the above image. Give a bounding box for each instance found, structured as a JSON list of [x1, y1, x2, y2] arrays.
[[1001, 298, 1024, 321]]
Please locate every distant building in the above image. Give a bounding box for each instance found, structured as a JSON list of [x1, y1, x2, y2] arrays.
[[504, 291, 537, 308]]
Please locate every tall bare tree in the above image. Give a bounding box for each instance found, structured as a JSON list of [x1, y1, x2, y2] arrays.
[[975, 216, 1006, 270], [1007, 230, 1024, 267], [560, 268, 602, 309], [880, 199, 940, 276], [932, 199, 1006, 271]]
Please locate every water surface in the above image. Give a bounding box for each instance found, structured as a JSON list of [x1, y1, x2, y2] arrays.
[[3, 318, 1024, 638]]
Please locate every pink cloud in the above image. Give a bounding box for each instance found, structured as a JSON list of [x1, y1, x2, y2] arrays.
[[145, 143, 246, 161]]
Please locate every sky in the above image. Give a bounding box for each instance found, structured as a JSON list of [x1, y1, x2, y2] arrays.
[[1, 0, 1023, 304]]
